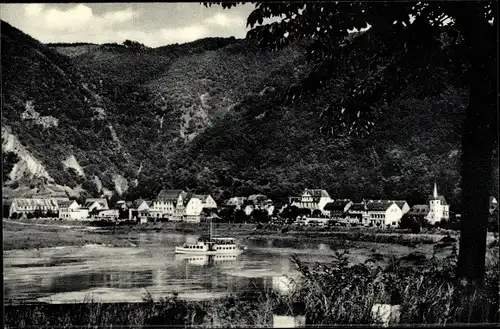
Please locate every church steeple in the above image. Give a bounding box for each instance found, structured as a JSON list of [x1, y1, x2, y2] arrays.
[[433, 182, 438, 198]]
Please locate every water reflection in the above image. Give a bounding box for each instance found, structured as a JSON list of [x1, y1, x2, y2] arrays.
[[175, 254, 238, 266], [47, 270, 154, 292]]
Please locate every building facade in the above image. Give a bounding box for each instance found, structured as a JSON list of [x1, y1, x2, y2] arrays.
[[9, 198, 60, 218], [426, 183, 450, 225], [151, 189, 184, 219], [367, 201, 403, 227], [58, 200, 89, 220], [184, 194, 203, 223], [291, 189, 333, 214]]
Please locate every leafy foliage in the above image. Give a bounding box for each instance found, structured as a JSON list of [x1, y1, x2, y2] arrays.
[[285, 241, 499, 324], [2, 150, 19, 183]]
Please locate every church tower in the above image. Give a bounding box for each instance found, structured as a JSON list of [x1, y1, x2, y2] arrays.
[[426, 183, 450, 225]]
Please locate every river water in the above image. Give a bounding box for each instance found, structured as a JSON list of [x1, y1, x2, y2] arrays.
[[3, 231, 422, 304]]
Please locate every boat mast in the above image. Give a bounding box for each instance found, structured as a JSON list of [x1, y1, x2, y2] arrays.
[[210, 216, 213, 240]]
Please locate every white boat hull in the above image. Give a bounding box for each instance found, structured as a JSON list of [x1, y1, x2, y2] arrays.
[[174, 247, 243, 255]]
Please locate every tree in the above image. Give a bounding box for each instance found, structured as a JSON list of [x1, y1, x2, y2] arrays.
[[2, 151, 19, 184], [123, 40, 147, 51], [218, 206, 235, 221], [312, 209, 323, 218], [234, 209, 249, 223], [281, 205, 299, 220], [251, 208, 269, 223], [207, 1, 497, 282]]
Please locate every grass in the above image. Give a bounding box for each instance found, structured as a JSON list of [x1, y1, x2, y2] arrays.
[[2, 220, 134, 250], [4, 218, 465, 251]]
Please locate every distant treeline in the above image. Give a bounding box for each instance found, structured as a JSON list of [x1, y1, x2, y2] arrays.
[[46, 42, 97, 47]]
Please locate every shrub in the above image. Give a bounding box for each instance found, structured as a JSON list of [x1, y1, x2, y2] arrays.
[[410, 223, 421, 234], [285, 244, 499, 325]]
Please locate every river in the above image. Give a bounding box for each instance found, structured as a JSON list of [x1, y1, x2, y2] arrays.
[[3, 229, 440, 304], [2, 231, 342, 303]]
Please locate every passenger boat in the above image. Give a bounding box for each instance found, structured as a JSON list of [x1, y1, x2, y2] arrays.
[[174, 218, 245, 255]]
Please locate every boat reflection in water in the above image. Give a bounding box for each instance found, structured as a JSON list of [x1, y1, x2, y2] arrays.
[[174, 253, 238, 266]]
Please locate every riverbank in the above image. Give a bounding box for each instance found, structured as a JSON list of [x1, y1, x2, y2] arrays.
[[2, 220, 135, 250], [3, 218, 470, 251]]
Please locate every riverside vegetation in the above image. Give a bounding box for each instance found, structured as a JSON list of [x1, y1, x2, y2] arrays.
[[4, 238, 498, 327], [3, 218, 466, 251]]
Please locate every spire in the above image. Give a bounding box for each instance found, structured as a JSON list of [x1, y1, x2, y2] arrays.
[[433, 182, 438, 198]]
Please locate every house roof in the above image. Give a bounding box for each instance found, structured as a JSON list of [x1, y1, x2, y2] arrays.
[[156, 189, 184, 202], [84, 198, 108, 209], [225, 197, 246, 205], [350, 202, 367, 211], [408, 204, 429, 215], [132, 199, 151, 208], [195, 194, 209, 202], [304, 189, 330, 198], [12, 198, 59, 208], [247, 194, 268, 204], [366, 201, 394, 211], [58, 200, 76, 208], [324, 200, 352, 211], [182, 192, 195, 206], [393, 201, 408, 209]]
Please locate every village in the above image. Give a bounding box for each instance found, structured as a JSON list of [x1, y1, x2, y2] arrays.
[[4, 184, 498, 229]]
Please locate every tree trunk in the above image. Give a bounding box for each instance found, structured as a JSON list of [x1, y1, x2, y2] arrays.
[[457, 89, 495, 282], [456, 10, 497, 282]]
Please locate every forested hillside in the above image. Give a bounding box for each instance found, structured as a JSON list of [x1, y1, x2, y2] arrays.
[[3, 20, 495, 208]]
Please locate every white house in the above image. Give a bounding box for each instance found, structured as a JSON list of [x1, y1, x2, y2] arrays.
[[490, 196, 498, 214], [426, 183, 450, 225], [58, 200, 89, 220], [225, 197, 247, 209], [366, 201, 403, 227], [84, 198, 109, 213], [393, 200, 411, 214], [151, 189, 185, 220], [184, 194, 203, 223], [128, 199, 152, 221], [291, 189, 333, 214], [244, 196, 274, 216], [8, 198, 60, 218], [97, 209, 119, 220], [197, 194, 218, 209]]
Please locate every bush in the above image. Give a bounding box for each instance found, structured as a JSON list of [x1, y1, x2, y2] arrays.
[[410, 223, 421, 234], [287, 244, 499, 325]]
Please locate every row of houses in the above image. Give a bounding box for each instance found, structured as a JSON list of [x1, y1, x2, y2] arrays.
[[282, 185, 447, 227], [4, 184, 498, 227], [219, 186, 450, 227], [8, 197, 112, 220]]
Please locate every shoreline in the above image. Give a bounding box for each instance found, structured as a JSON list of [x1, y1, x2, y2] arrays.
[[2, 218, 470, 251]]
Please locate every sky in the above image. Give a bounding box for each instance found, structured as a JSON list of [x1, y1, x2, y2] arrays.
[[0, 3, 257, 47]]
